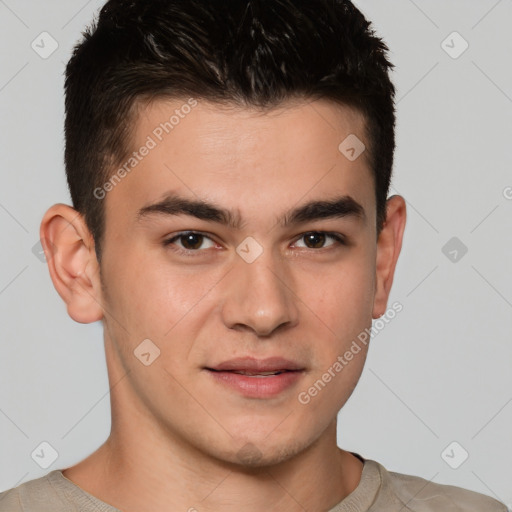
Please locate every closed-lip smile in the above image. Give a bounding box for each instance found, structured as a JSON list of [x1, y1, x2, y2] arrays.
[[204, 357, 306, 398], [206, 356, 305, 372]]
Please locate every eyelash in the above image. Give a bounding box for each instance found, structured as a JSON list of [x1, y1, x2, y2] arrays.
[[162, 231, 347, 257]]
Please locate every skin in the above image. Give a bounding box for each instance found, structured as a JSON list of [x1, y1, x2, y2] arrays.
[[41, 97, 406, 512]]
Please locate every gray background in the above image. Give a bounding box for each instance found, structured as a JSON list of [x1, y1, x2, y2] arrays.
[[0, 0, 511, 507]]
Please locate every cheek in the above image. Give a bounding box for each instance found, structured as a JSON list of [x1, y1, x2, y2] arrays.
[[300, 250, 375, 336], [294, 344, 368, 434], [104, 247, 221, 332]]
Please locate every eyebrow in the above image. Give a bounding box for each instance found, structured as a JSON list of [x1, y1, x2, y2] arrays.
[[136, 192, 366, 229]]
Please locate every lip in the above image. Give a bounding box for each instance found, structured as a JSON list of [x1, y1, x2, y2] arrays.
[[204, 357, 306, 399], [207, 357, 305, 373]]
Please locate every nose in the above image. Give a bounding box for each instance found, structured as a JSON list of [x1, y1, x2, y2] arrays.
[[220, 248, 299, 337]]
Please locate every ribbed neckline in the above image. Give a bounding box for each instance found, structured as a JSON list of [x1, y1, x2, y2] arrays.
[[48, 470, 121, 512], [326, 458, 381, 512], [48, 454, 380, 512]]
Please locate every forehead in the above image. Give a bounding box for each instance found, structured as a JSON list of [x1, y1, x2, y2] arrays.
[[103, 97, 375, 229], [134, 96, 367, 154]]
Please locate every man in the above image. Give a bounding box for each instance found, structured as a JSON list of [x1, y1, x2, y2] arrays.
[[0, 0, 507, 510]]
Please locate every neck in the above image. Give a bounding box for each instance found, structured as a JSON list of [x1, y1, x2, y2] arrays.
[[63, 424, 362, 512]]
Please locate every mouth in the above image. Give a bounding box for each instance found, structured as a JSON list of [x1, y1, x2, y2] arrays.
[[205, 356, 305, 373], [204, 357, 306, 398], [207, 368, 299, 376]]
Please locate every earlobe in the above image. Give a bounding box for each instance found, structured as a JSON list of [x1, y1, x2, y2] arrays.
[[40, 204, 104, 324], [372, 195, 407, 319]]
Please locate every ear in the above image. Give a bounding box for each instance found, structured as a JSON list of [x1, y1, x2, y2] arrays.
[[372, 195, 407, 319], [39, 204, 104, 323]]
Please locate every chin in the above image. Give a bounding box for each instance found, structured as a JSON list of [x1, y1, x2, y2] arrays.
[[213, 436, 310, 470]]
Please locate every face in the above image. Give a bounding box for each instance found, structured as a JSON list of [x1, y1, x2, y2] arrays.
[[97, 98, 382, 466]]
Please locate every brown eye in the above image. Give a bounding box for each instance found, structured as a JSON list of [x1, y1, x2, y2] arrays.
[[294, 232, 346, 249], [163, 231, 216, 253], [303, 232, 327, 248], [179, 233, 204, 250]]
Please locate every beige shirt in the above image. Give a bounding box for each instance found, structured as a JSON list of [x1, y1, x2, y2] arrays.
[[0, 455, 507, 511]]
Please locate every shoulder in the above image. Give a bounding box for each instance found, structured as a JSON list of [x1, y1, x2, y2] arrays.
[[369, 459, 508, 511], [0, 471, 67, 512]]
